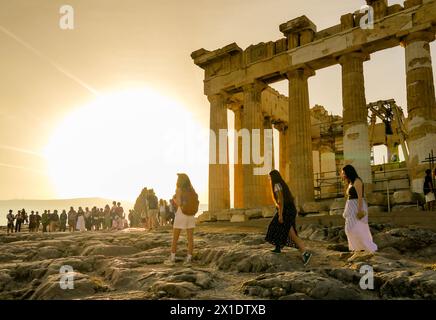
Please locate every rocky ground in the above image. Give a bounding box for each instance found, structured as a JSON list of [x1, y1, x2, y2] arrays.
[[0, 220, 435, 300]]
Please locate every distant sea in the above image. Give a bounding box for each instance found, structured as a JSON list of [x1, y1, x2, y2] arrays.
[[0, 199, 208, 227]]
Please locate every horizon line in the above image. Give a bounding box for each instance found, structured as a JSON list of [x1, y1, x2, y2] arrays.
[[0, 197, 209, 205]]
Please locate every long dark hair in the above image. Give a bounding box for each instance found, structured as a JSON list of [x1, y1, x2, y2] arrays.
[[176, 173, 193, 191], [342, 165, 359, 183], [269, 170, 294, 205]]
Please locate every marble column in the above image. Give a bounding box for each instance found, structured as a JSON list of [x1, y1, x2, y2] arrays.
[[263, 116, 275, 171], [339, 52, 372, 185], [208, 94, 230, 212], [233, 106, 244, 209], [242, 81, 268, 208], [262, 115, 274, 205], [287, 68, 315, 207], [275, 122, 289, 185], [320, 146, 338, 197], [402, 31, 436, 193]]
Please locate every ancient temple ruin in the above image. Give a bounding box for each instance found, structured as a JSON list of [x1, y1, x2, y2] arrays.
[[191, 0, 436, 216]]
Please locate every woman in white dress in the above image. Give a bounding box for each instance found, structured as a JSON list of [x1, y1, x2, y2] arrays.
[[165, 173, 197, 267], [341, 165, 377, 253], [76, 207, 86, 232]]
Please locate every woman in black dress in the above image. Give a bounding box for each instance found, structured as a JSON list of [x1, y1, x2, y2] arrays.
[[265, 170, 312, 265]]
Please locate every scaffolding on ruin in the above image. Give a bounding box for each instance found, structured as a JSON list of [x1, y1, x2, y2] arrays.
[[368, 99, 409, 165], [313, 99, 411, 200]]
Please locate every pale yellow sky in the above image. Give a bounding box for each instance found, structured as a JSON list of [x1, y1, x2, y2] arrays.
[[0, 0, 435, 203]]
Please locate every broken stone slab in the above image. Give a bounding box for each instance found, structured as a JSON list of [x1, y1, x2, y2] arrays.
[[279, 292, 313, 300], [245, 208, 263, 219], [196, 211, 217, 223], [330, 198, 346, 210], [366, 193, 386, 206], [242, 271, 361, 300], [391, 205, 422, 212], [392, 190, 419, 205], [329, 209, 345, 216], [230, 214, 248, 223], [216, 211, 231, 221], [30, 272, 101, 300], [279, 15, 317, 35], [302, 201, 330, 214], [262, 206, 276, 218], [151, 281, 199, 299], [368, 206, 386, 214], [82, 245, 141, 257]]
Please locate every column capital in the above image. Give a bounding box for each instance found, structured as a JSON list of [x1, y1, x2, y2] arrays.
[[228, 101, 243, 113], [337, 51, 370, 65], [242, 80, 267, 94], [400, 30, 435, 46], [273, 121, 288, 132], [285, 67, 315, 80], [207, 91, 231, 105]]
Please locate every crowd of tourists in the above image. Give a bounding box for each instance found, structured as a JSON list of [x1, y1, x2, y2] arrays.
[[5, 201, 130, 234], [5, 196, 178, 235]]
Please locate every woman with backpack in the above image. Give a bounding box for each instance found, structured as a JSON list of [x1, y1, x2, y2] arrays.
[[165, 173, 199, 267]]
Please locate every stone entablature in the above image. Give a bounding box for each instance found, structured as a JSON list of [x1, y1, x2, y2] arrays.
[[192, 1, 436, 96]]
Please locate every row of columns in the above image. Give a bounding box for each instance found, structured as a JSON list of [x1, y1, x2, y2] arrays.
[[207, 29, 435, 212]]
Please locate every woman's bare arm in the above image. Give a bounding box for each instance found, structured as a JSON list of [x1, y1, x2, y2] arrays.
[[277, 190, 284, 223], [355, 178, 363, 211], [175, 188, 182, 207], [354, 178, 366, 218]]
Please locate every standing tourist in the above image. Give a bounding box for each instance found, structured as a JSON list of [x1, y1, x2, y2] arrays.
[[50, 210, 60, 232], [147, 191, 159, 230], [116, 202, 124, 230], [35, 211, 41, 232], [165, 173, 199, 267], [7, 210, 15, 234], [76, 207, 86, 231], [423, 169, 435, 211], [104, 204, 111, 230], [41, 210, 49, 233], [68, 207, 77, 232], [22, 209, 28, 225], [84, 207, 92, 231], [15, 210, 23, 233], [60, 210, 68, 232], [29, 211, 36, 232], [159, 199, 169, 226]]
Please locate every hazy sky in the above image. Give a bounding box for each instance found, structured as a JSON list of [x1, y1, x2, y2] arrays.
[[0, 0, 435, 202]]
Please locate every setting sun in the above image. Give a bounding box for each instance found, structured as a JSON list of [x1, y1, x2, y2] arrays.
[[44, 88, 208, 203]]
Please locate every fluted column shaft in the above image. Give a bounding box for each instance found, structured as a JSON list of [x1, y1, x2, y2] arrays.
[[287, 69, 315, 206], [233, 106, 244, 209], [242, 82, 269, 208], [339, 52, 372, 184], [262, 116, 274, 205], [275, 122, 289, 185], [208, 94, 230, 212]]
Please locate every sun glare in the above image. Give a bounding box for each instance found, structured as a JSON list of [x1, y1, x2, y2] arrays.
[[44, 88, 209, 203]]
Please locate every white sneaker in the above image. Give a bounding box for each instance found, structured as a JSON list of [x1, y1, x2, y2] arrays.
[[183, 258, 192, 267], [164, 258, 176, 266]]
